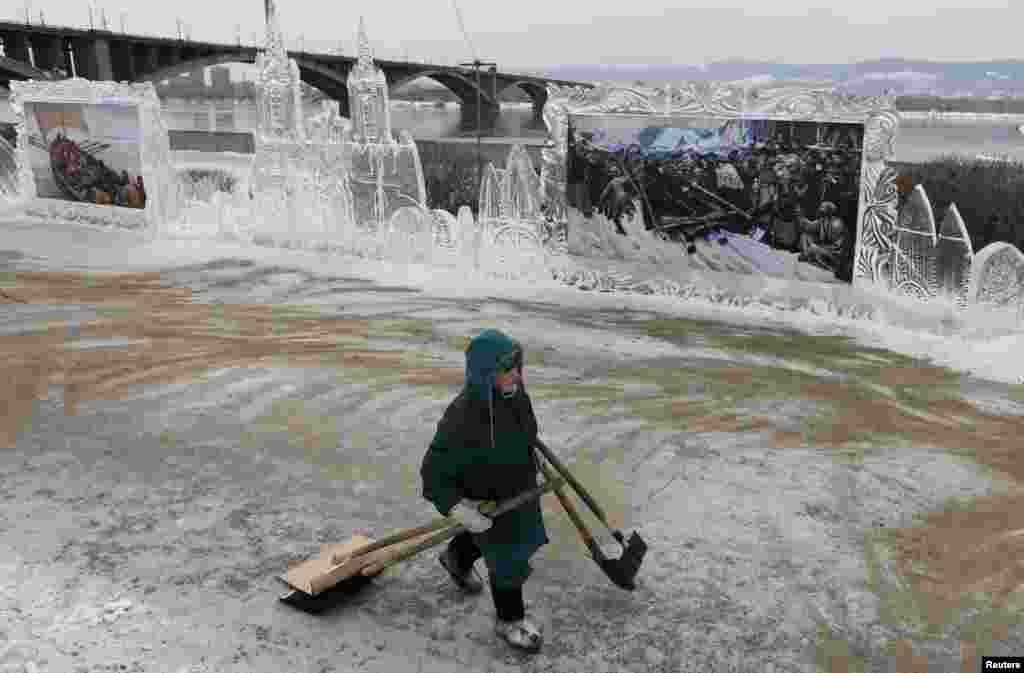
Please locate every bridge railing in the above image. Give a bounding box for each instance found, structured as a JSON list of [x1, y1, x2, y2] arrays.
[[1, 17, 587, 86], [0, 17, 443, 60], [0, 16, 263, 49]]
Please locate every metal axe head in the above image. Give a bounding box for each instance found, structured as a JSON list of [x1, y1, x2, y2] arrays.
[[594, 531, 648, 591]]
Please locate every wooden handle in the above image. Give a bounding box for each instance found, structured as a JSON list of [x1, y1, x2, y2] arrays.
[[535, 452, 603, 559], [334, 516, 454, 564], [360, 476, 566, 576], [532, 438, 611, 527], [361, 522, 463, 576]]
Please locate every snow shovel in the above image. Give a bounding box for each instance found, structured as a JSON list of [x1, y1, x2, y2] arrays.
[[532, 438, 647, 590], [277, 476, 566, 614]]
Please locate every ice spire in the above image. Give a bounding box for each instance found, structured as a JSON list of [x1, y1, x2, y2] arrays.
[[253, 0, 304, 145], [357, 16, 373, 66], [264, 0, 286, 58], [346, 16, 391, 144]]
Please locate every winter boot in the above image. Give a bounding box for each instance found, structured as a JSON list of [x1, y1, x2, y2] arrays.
[[438, 548, 484, 594], [495, 617, 543, 653]]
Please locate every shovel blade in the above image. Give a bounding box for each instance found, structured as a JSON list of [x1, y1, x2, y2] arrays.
[[277, 573, 375, 614]]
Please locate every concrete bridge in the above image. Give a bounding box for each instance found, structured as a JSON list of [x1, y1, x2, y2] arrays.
[[0, 21, 593, 124]]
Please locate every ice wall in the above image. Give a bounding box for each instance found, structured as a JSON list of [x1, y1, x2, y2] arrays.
[[0, 136, 19, 206]]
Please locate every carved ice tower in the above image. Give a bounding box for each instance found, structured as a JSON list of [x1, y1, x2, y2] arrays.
[[343, 18, 426, 230], [347, 17, 391, 145], [250, 0, 305, 197]]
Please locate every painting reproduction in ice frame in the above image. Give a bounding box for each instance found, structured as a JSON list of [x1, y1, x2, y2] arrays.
[[8, 78, 178, 233], [539, 82, 902, 289]]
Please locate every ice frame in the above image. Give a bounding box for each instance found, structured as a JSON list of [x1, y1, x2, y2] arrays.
[[8, 78, 177, 235], [539, 82, 902, 291]]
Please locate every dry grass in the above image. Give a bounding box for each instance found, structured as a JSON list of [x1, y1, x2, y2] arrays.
[[0, 271, 433, 447]]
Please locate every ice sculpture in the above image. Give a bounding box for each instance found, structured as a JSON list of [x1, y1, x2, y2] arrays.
[[304, 100, 357, 243], [503, 145, 555, 257], [429, 208, 459, 249], [505, 144, 542, 221], [254, 0, 305, 148], [226, 2, 362, 248], [248, 0, 307, 225], [306, 100, 351, 145], [478, 146, 549, 238], [0, 135, 20, 206], [9, 78, 174, 234], [386, 206, 435, 264], [168, 8, 542, 275], [479, 163, 505, 228], [891, 184, 939, 300], [178, 9, 445, 266], [347, 17, 390, 146], [457, 205, 481, 268], [466, 144, 566, 276], [936, 203, 973, 309], [490, 221, 547, 269], [343, 19, 426, 231], [968, 241, 1024, 309]]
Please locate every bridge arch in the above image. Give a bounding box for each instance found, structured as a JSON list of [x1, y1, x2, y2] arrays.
[[0, 55, 54, 87], [132, 52, 351, 112], [293, 58, 350, 107], [499, 80, 547, 120], [499, 80, 546, 100], [389, 70, 499, 108], [135, 51, 257, 85]]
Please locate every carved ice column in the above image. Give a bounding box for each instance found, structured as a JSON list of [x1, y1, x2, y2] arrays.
[[0, 136, 21, 205], [478, 163, 503, 236], [968, 242, 1024, 310], [505, 144, 542, 223], [936, 203, 973, 309], [844, 106, 901, 289], [891, 184, 939, 300]]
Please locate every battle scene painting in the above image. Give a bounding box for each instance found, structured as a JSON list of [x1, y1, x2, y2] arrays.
[[23, 101, 147, 210], [566, 114, 865, 282]]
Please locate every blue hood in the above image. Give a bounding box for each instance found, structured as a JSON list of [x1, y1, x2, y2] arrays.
[[464, 329, 518, 402], [464, 329, 522, 449]]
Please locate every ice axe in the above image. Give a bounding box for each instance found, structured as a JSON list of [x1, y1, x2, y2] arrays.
[[531, 438, 647, 590]]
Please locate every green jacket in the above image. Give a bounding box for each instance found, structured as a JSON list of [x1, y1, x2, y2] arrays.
[[420, 329, 548, 586]]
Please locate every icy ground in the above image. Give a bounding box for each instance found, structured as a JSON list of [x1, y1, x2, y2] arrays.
[[2, 213, 1024, 673]]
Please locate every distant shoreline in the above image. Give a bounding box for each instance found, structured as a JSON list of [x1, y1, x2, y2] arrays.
[[6, 87, 1024, 114]]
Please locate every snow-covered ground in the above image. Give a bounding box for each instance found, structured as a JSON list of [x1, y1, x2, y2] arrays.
[[1, 197, 1024, 672]]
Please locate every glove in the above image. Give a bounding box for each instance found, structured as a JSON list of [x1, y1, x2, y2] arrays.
[[449, 499, 493, 534]]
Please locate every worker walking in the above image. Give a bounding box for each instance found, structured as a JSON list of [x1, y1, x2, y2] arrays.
[[420, 329, 547, 653]]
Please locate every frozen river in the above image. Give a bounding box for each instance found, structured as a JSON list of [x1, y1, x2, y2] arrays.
[[160, 100, 1024, 164], [6, 96, 1024, 163]]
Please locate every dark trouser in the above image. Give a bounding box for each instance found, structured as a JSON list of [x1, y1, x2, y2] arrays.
[[448, 531, 525, 622]]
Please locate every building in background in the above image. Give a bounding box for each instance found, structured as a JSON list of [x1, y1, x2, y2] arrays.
[[209, 66, 232, 95]]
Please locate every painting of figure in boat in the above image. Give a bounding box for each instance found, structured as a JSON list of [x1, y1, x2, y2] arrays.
[[566, 114, 865, 282], [23, 101, 147, 210]]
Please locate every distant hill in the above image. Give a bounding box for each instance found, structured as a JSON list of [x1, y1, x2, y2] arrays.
[[537, 59, 1024, 97]]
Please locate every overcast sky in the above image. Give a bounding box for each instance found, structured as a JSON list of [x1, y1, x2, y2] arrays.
[[11, 1, 1024, 70]]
